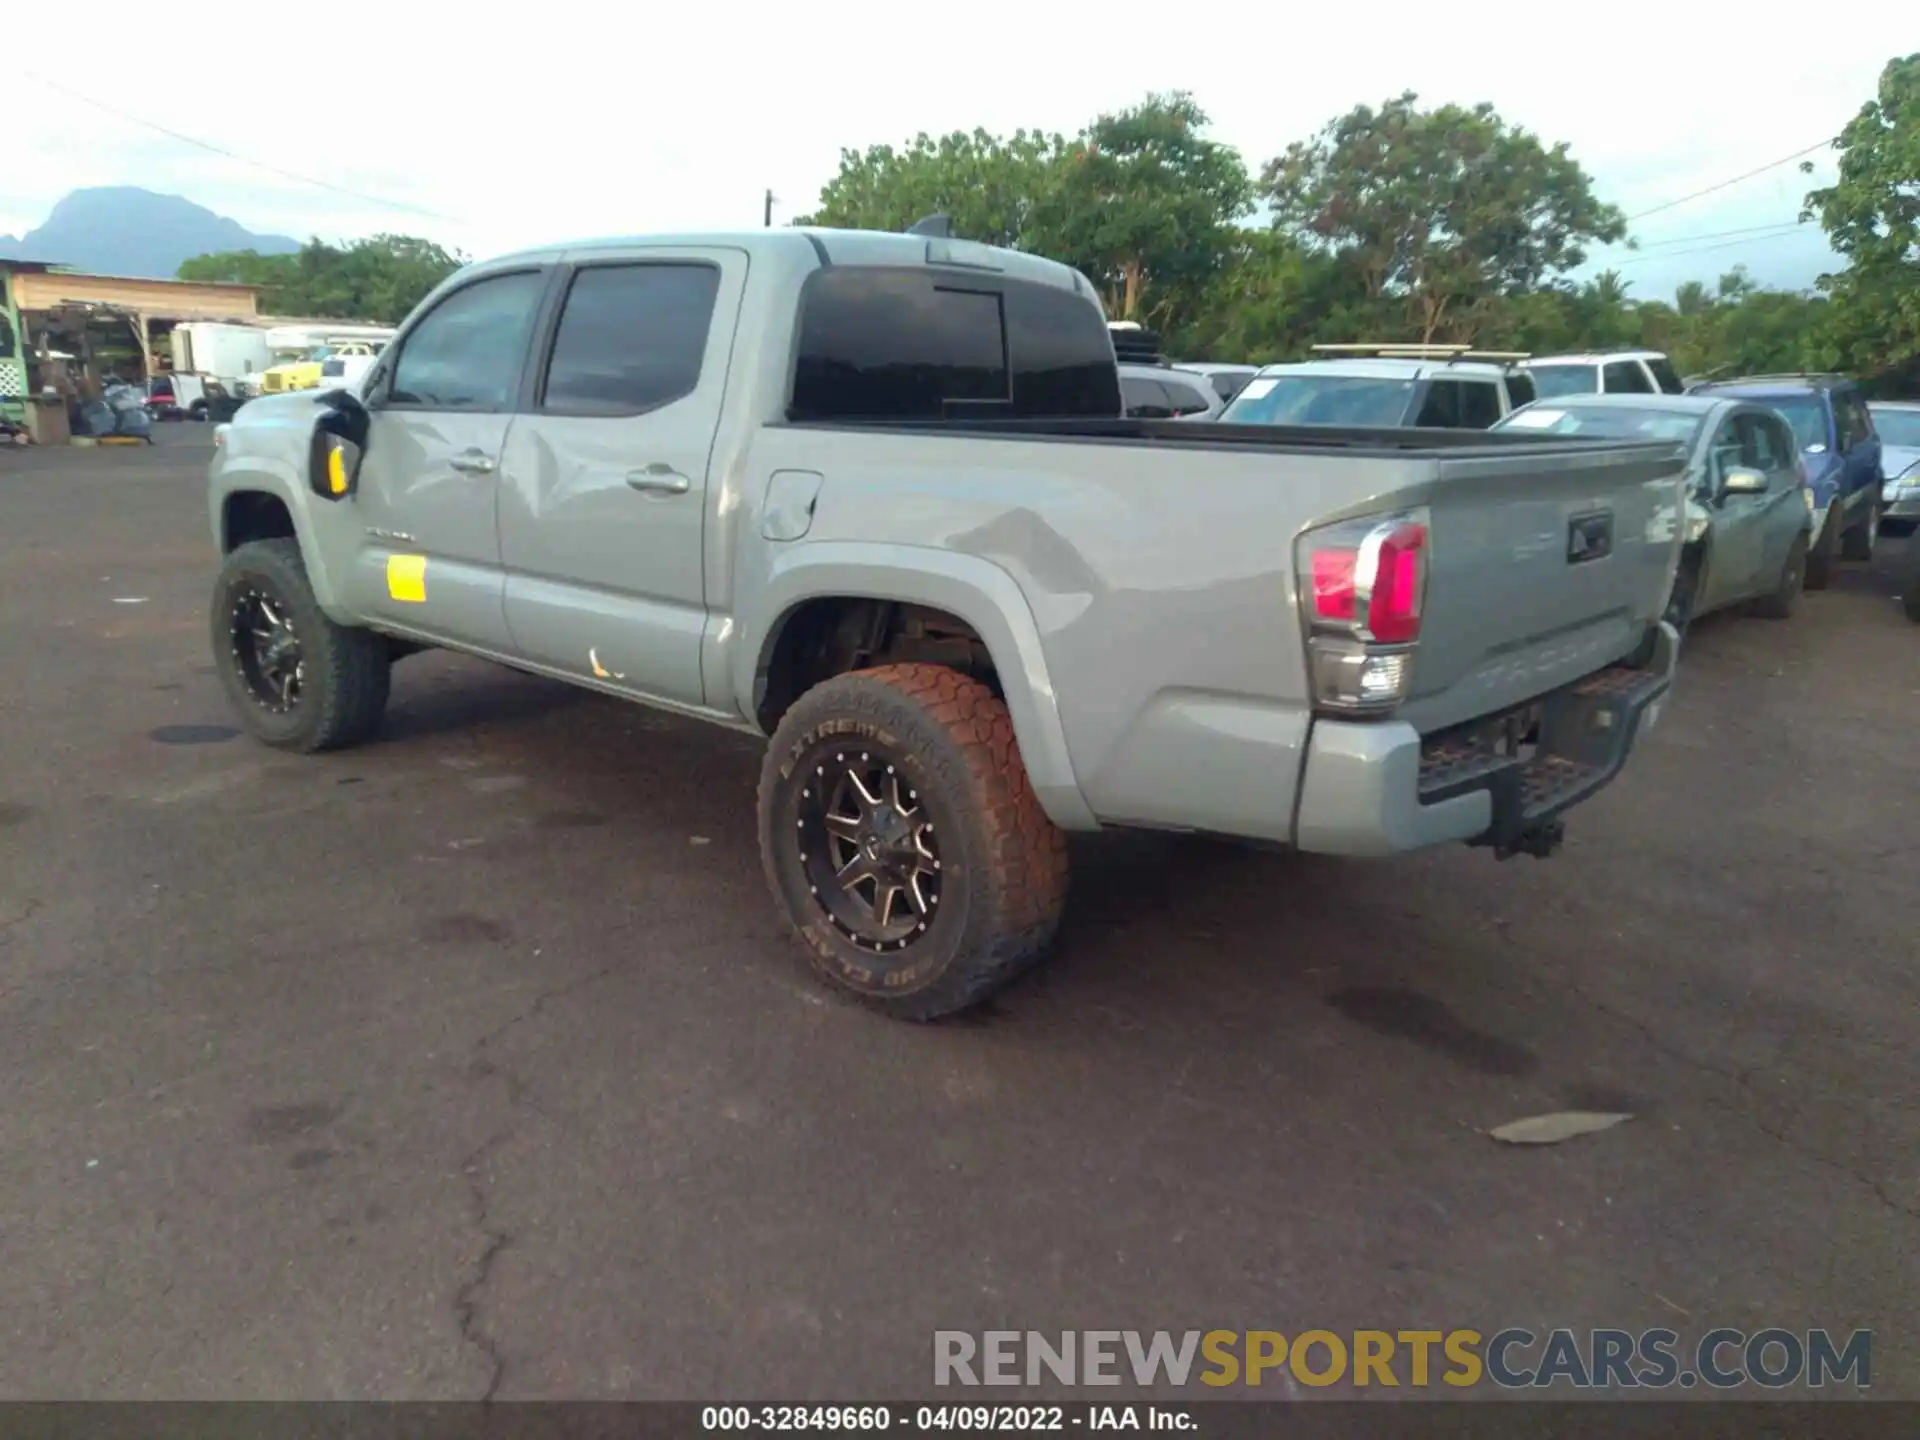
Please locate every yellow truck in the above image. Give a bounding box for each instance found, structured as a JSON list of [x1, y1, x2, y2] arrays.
[[255, 326, 395, 395]]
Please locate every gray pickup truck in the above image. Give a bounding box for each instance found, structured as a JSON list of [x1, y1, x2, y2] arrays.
[[206, 226, 1685, 1019]]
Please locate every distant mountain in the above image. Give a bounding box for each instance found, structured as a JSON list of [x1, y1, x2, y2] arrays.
[[0, 187, 300, 279]]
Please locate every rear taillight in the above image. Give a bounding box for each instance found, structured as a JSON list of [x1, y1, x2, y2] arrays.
[[1297, 509, 1430, 716]]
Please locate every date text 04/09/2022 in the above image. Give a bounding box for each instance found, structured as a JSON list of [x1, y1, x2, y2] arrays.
[[699, 1404, 1194, 1431]]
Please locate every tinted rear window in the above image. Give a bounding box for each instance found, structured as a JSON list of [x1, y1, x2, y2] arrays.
[[789, 267, 1120, 421], [1646, 356, 1686, 395]]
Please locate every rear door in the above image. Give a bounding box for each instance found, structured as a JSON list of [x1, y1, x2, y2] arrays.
[[498, 248, 745, 706], [348, 266, 551, 651], [1835, 390, 1883, 521]]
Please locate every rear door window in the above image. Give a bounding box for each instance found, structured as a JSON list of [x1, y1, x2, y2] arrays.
[[1120, 376, 1173, 418], [1162, 377, 1214, 417], [1646, 356, 1687, 394], [1504, 369, 1536, 409], [1603, 360, 1655, 394], [1413, 380, 1465, 428], [1458, 381, 1503, 428], [540, 262, 721, 416]]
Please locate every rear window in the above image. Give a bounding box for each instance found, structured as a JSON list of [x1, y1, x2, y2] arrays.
[[1528, 364, 1601, 399], [788, 267, 1120, 421], [320, 359, 346, 377]]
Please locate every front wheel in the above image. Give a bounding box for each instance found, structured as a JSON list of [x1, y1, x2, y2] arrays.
[[211, 538, 391, 752], [1805, 502, 1841, 590], [1752, 534, 1807, 620], [757, 663, 1070, 1020], [1840, 499, 1878, 562]]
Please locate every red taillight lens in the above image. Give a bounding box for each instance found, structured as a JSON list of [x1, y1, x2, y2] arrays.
[[1311, 549, 1358, 622], [1368, 523, 1427, 643], [1307, 521, 1426, 642]]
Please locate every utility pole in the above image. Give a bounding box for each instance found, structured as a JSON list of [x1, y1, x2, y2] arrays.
[[763, 189, 775, 228]]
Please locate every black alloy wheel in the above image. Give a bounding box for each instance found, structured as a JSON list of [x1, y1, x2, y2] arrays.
[[797, 745, 942, 953], [230, 585, 305, 714]]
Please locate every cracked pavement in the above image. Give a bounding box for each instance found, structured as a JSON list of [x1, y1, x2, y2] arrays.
[[0, 433, 1914, 1398]]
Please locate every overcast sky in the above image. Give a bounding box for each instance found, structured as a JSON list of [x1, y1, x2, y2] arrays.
[[8, 5, 1909, 303]]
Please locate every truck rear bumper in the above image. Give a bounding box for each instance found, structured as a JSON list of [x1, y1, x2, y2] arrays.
[[1293, 622, 1678, 858]]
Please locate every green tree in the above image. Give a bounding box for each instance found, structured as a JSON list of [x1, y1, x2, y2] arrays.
[[1037, 93, 1254, 325], [795, 129, 1069, 249], [1801, 52, 1920, 391], [1261, 92, 1627, 343], [179, 234, 465, 323]]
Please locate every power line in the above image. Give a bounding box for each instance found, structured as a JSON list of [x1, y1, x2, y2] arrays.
[[1624, 219, 1815, 251], [21, 70, 466, 225], [1623, 139, 1834, 223], [1612, 224, 1809, 268]]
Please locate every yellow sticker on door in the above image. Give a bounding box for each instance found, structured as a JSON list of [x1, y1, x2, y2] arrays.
[[386, 554, 428, 603]]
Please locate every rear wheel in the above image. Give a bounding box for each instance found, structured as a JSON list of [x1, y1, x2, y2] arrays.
[[211, 538, 391, 752], [1805, 502, 1841, 590], [1752, 534, 1807, 620], [758, 663, 1069, 1020], [1840, 500, 1878, 562]]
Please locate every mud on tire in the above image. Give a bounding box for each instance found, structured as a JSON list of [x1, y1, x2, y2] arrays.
[[212, 538, 391, 753], [757, 663, 1070, 1021]]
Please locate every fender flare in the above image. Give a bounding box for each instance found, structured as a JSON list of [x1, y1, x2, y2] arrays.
[[212, 460, 349, 617], [739, 542, 1098, 832]]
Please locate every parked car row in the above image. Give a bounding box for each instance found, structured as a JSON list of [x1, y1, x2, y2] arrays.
[[1155, 337, 1910, 643]]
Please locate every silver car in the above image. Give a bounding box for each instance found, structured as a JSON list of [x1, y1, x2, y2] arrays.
[[1871, 401, 1920, 534], [1494, 393, 1813, 629]]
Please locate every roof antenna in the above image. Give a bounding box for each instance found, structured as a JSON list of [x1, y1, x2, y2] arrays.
[[906, 213, 955, 238]]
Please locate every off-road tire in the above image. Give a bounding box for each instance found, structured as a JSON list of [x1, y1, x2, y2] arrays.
[[1840, 500, 1878, 562], [1805, 502, 1841, 590], [758, 663, 1070, 1021], [1751, 534, 1807, 620], [211, 538, 391, 753]]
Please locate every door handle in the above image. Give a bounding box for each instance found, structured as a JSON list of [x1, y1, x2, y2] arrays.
[[626, 463, 690, 495], [449, 450, 496, 475]]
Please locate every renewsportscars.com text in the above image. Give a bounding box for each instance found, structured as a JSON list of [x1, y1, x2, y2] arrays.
[[933, 1328, 1871, 1391]]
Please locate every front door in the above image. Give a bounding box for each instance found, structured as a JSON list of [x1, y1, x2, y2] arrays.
[[499, 248, 746, 707], [349, 267, 551, 652]]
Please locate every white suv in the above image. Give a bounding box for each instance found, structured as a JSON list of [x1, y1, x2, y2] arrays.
[[1524, 350, 1687, 400], [1220, 345, 1532, 430]]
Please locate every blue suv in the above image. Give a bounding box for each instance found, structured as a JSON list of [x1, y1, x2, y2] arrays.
[[1690, 375, 1885, 588]]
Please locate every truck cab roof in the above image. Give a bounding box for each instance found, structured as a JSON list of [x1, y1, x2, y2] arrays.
[[483, 227, 1093, 296]]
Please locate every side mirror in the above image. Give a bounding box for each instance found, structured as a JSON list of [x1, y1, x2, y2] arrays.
[[307, 389, 371, 502], [1721, 466, 1768, 496]]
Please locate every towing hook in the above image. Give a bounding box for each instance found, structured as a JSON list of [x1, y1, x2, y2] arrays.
[[1494, 819, 1566, 861]]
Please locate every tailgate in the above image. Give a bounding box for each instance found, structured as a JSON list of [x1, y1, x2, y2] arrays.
[[1396, 439, 1686, 733]]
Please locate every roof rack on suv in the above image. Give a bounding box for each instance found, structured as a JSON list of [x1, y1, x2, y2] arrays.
[[1310, 343, 1531, 363], [1110, 323, 1166, 366]]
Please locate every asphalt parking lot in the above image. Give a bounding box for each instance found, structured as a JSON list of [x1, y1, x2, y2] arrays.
[[1, 429, 1914, 1401]]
